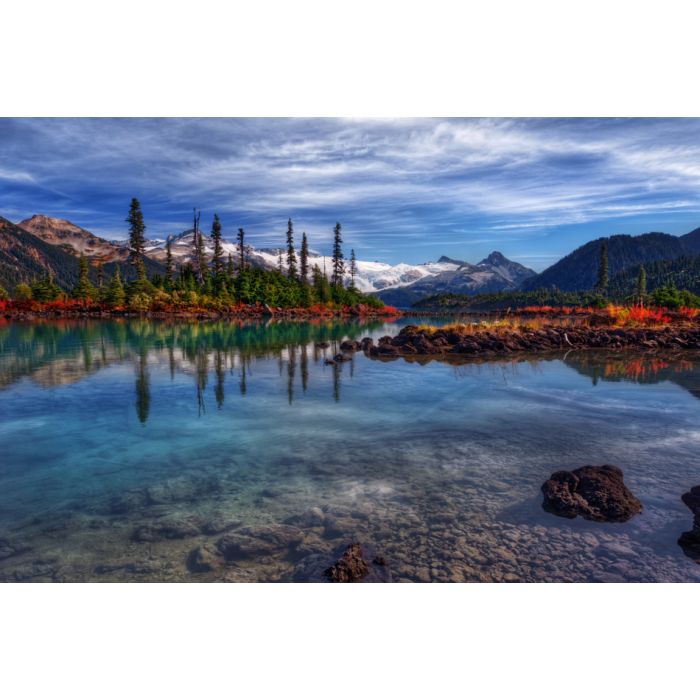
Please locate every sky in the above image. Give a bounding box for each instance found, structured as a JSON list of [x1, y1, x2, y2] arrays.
[[2, 117, 700, 271]]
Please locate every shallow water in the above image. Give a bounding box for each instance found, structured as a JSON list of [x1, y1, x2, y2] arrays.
[[1, 317, 699, 582]]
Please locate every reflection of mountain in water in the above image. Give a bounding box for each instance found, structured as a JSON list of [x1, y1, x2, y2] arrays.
[[564, 352, 700, 401], [0, 319, 387, 421]]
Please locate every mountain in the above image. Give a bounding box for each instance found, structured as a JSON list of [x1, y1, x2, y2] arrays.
[[15, 215, 164, 280], [680, 226, 700, 255], [143, 230, 463, 293], [522, 232, 688, 292], [0, 216, 82, 291], [19, 215, 129, 262], [375, 251, 536, 307]]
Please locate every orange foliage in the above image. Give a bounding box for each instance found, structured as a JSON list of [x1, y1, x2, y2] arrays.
[[605, 304, 671, 326]]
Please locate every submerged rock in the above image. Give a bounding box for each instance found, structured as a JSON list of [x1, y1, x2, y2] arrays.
[[678, 485, 700, 563], [187, 544, 222, 573], [541, 465, 642, 522], [333, 353, 351, 362], [131, 518, 201, 542], [286, 542, 393, 582], [216, 524, 304, 561], [0, 538, 31, 561]]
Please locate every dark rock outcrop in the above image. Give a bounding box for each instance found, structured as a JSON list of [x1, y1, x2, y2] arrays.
[[541, 465, 642, 522], [285, 542, 392, 582], [364, 324, 700, 360], [340, 340, 361, 351], [678, 485, 700, 563]]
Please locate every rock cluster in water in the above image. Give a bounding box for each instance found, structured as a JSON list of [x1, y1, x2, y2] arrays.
[[678, 486, 700, 563], [364, 324, 700, 359], [541, 465, 643, 522], [286, 542, 393, 583]]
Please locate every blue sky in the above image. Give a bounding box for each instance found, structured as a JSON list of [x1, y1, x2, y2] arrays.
[[2, 118, 700, 271]]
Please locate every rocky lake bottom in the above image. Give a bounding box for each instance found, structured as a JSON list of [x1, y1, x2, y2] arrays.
[[1, 318, 700, 582]]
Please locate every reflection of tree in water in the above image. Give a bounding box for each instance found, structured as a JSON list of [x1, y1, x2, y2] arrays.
[[287, 345, 296, 405], [135, 348, 150, 424], [214, 350, 225, 409], [0, 317, 391, 416], [564, 352, 700, 400]]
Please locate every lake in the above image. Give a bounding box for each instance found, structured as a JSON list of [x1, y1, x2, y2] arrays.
[[1, 317, 699, 582]]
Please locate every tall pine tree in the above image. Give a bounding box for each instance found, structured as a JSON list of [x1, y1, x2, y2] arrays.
[[286, 218, 297, 279], [192, 209, 206, 285], [331, 222, 344, 288], [211, 213, 225, 279], [165, 235, 174, 287], [300, 231, 309, 284], [237, 228, 246, 271], [126, 198, 147, 279], [349, 248, 358, 290]]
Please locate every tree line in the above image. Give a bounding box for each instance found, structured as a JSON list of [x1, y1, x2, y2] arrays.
[[0, 198, 382, 311]]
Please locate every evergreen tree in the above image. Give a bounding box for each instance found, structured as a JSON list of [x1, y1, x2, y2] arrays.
[[107, 265, 126, 306], [95, 261, 105, 289], [349, 248, 358, 290], [211, 213, 225, 280], [300, 231, 309, 284], [285, 218, 297, 279], [72, 254, 95, 302], [331, 222, 344, 288], [596, 241, 609, 295], [227, 254, 235, 284], [277, 250, 284, 274], [312, 264, 331, 302], [165, 236, 174, 287], [31, 273, 62, 302], [636, 264, 647, 303], [237, 227, 246, 271], [126, 198, 147, 277], [192, 209, 207, 285]]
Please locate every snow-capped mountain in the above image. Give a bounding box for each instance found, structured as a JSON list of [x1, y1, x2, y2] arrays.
[[13, 216, 533, 301], [375, 251, 536, 307], [142, 229, 462, 293]]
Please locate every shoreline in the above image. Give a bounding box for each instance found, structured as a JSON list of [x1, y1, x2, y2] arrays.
[[361, 322, 700, 361], [0, 304, 401, 322]]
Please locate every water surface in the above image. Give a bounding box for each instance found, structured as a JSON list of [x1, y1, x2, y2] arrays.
[[1, 318, 699, 582]]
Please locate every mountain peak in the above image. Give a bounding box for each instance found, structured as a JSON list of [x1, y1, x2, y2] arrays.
[[478, 251, 509, 266], [437, 255, 466, 266], [18, 213, 127, 262]]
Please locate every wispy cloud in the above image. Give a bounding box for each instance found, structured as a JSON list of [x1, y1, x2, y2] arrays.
[[1, 117, 700, 269]]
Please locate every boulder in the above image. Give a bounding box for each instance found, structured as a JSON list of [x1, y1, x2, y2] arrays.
[[187, 544, 222, 573], [678, 485, 700, 563], [333, 353, 351, 362], [541, 465, 642, 522], [339, 340, 361, 351], [216, 524, 303, 561], [360, 337, 374, 350], [285, 542, 393, 582]]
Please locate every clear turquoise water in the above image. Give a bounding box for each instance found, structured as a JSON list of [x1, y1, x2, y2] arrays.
[[1, 318, 699, 582]]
